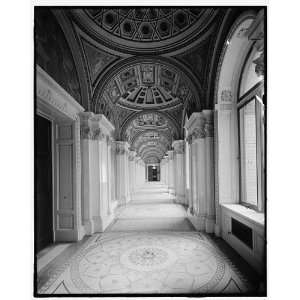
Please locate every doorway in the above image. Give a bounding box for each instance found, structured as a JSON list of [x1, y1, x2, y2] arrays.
[[35, 114, 53, 252], [147, 165, 160, 181]]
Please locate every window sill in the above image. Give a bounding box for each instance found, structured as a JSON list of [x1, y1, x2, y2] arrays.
[[221, 203, 265, 228]]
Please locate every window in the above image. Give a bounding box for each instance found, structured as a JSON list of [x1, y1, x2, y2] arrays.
[[238, 96, 264, 211]]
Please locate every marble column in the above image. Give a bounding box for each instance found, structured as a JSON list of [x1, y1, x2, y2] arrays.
[[172, 140, 185, 204], [79, 112, 115, 234], [163, 156, 169, 186], [186, 112, 207, 231], [129, 150, 137, 196], [79, 112, 95, 235], [167, 150, 175, 195], [185, 135, 193, 213], [115, 141, 130, 205], [203, 110, 215, 233]]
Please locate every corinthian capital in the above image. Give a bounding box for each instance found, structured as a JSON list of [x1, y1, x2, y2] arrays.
[[192, 127, 205, 140], [80, 126, 93, 140], [115, 141, 129, 155], [167, 150, 174, 160], [93, 128, 106, 141], [172, 140, 185, 154], [204, 123, 214, 138]]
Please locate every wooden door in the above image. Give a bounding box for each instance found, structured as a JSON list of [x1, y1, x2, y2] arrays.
[[35, 115, 53, 252]]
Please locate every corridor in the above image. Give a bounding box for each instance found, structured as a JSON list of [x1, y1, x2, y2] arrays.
[[37, 183, 259, 295], [34, 7, 266, 296]]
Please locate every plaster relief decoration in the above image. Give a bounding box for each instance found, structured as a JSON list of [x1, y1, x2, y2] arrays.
[[81, 38, 118, 83], [72, 8, 218, 55], [253, 52, 264, 77], [35, 8, 82, 104], [121, 112, 178, 163], [94, 59, 200, 111], [220, 89, 233, 103]]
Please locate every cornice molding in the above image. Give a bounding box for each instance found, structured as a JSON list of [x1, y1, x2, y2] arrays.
[[36, 65, 84, 121]]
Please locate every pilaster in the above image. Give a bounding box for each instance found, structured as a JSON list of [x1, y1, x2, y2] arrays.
[[172, 140, 185, 205]]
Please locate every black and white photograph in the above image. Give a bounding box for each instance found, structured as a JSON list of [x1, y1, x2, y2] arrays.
[[33, 5, 266, 297], [6, 0, 300, 298]]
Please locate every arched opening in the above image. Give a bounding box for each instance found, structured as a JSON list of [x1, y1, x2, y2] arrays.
[[214, 9, 265, 276]]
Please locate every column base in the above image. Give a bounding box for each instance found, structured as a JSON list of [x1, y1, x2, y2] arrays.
[[168, 188, 175, 195], [92, 213, 116, 233], [214, 224, 221, 237], [175, 194, 185, 204], [187, 211, 206, 231], [83, 219, 96, 235], [205, 217, 216, 234]]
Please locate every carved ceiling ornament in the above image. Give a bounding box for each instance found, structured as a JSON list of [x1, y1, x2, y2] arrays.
[[93, 57, 201, 116], [71, 8, 219, 55]]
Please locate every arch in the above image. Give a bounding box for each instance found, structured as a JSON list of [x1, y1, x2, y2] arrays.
[[215, 11, 257, 105], [91, 56, 203, 113], [120, 110, 181, 142], [213, 10, 264, 235]]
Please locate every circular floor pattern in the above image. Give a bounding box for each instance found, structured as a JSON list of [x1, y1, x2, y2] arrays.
[[70, 233, 226, 293]]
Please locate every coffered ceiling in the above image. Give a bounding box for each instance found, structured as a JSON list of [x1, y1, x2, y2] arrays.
[[36, 7, 234, 163]]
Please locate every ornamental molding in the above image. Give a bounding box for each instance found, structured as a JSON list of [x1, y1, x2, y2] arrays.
[[192, 127, 206, 140], [93, 128, 106, 141], [36, 65, 84, 121], [204, 123, 214, 138], [80, 126, 93, 140], [172, 140, 185, 154], [115, 141, 129, 155], [186, 134, 193, 145], [253, 51, 264, 77], [220, 89, 233, 103]]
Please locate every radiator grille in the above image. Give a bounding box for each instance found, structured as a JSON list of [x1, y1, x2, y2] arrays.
[[231, 218, 253, 249]]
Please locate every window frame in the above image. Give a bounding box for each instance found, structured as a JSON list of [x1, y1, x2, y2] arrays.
[[238, 92, 265, 212]]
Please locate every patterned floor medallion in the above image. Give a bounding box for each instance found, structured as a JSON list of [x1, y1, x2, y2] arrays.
[[37, 198, 257, 295], [65, 232, 234, 294]]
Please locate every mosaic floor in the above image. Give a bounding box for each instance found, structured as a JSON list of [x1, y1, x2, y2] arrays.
[[37, 184, 260, 295]]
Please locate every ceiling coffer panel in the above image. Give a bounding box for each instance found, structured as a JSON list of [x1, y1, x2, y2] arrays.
[[70, 8, 218, 54], [98, 60, 196, 111]]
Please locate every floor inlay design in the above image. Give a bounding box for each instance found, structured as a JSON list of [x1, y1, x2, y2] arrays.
[[38, 232, 252, 294]]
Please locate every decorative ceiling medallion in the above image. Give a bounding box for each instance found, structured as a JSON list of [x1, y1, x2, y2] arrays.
[[71, 8, 218, 54]]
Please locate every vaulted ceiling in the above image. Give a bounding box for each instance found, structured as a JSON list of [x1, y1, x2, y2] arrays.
[[35, 7, 247, 163]]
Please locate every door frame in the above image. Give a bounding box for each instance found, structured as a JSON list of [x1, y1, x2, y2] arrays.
[[36, 65, 85, 243]]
